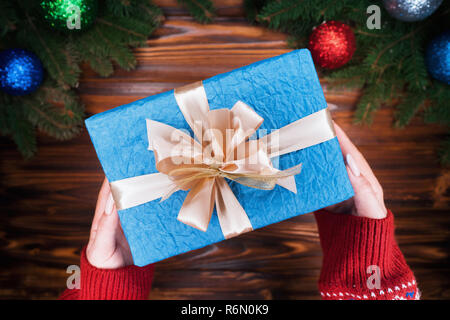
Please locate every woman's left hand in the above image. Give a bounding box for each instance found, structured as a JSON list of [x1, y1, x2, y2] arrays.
[[86, 178, 133, 269]]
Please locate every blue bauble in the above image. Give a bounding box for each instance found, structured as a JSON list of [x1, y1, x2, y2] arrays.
[[0, 48, 44, 96], [383, 0, 443, 22], [426, 31, 450, 84]]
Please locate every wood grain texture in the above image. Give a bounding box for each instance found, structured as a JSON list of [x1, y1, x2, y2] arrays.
[[0, 1, 449, 300]]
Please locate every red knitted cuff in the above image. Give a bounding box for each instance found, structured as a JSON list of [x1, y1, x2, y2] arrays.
[[314, 210, 417, 300], [80, 247, 154, 300]]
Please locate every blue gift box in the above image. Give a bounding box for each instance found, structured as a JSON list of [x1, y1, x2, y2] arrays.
[[85, 49, 354, 266]]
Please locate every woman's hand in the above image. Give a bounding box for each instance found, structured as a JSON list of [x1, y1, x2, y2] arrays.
[[86, 178, 134, 269], [326, 123, 387, 219]]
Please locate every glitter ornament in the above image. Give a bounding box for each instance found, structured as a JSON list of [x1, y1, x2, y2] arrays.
[[40, 0, 98, 32], [0, 49, 44, 96], [426, 30, 450, 84], [383, 0, 443, 22], [308, 21, 356, 70]]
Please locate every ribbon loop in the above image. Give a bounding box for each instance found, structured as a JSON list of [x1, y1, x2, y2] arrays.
[[110, 81, 336, 238]]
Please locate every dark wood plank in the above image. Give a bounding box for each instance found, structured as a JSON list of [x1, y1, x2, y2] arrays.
[[0, 1, 448, 300]]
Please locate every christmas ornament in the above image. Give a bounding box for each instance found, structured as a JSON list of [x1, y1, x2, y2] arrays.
[[383, 0, 443, 22], [308, 21, 356, 70], [40, 0, 98, 32], [426, 30, 450, 84], [0, 48, 44, 96]]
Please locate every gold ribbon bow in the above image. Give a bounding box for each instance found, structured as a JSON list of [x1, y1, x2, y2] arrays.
[[110, 81, 336, 239]]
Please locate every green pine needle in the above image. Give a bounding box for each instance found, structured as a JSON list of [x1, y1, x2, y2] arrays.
[[248, 0, 450, 165], [178, 0, 216, 24], [1, 94, 37, 158], [0, 0, 162, 158], [439, 136, 450, 166], [394, 94, 425, 128]]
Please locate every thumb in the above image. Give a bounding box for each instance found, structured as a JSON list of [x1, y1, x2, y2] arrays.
[[346, 154, 387, 219]]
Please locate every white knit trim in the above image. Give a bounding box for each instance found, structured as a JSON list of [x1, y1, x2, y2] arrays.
[[321, 279, 419, 300]]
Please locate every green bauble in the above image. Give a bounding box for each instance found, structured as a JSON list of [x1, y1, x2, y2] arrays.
[[40, 0, 98, 32]]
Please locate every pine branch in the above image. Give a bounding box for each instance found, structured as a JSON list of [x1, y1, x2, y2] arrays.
[[106, 0, 164, 26], [0, 1, 17, 37], [23, 81, 84, 141], [244, 0, 270, 23], [369, 24, 427, 72], [178, 0, 216, 24], [0, 0, 165, 158], [424, 83, 450, 126], [95, 25, 136, 71], [402, 37, 429, 91], [96, 17, 150, 41], [440, 136, 450, 166], [394, 93, 426, 128], [0, 94, 12, 135], [11, 112, 37, 159], [137, 1, 165, 28], [18, 10, 81, 88], [0, 93, 37, 158], [325, 65, 366, 89], [256, 0, 306, 30], [317, 0, 352, 20], [354, 83, 388, 124]]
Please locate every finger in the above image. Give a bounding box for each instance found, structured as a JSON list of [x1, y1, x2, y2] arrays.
[[89, 192, 115, 249], [91, 178, 111, 234], [346, 166, 387, 219], [333, 122, 358, 158], [334, 123, 372, 174], [88, 179, 109, 250], [91, 204, 119, 257], [334, 122, 384, 202]]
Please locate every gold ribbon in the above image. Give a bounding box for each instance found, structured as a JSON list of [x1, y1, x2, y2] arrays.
[[110, 81, 336, 239]]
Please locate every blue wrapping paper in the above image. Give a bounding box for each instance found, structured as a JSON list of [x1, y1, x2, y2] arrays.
[[85, 49, 354, 266]]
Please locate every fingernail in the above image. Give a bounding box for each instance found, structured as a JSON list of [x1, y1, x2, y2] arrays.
[[105, 193, 114, 215], [346, 153, 361, 177]]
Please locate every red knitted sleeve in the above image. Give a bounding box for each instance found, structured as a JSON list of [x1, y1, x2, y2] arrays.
[[314, 209, 420, 300], [59, 247, 154, 300]]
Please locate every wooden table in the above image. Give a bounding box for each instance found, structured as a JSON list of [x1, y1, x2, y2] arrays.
[[0, 0, 448, 299]]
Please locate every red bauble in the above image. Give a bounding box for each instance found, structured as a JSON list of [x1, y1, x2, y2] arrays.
[[308, 21, 356, 70]]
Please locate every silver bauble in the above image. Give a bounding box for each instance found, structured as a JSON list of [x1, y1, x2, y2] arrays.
[[383, 0, 443, 22]]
